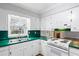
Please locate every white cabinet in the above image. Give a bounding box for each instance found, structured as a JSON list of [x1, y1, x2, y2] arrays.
[[71, 7, 79, 31], [0, 40, 40, 56], [23, 41, 33, 56], [45, 16, 52, 30], [70, 52, 78, 56], [41, 17, 46, 30], [53, 11, 71, 29], [9, 48, 23, 56], [8, 39, 40, 56], [41, 10, 71, 30], [23, 40, 40, 56], [30, 17, 40, 30], [0, 47, 9, 56], [9, 43, 24, 56], [51, 15, 56, 30], [32, 40, 40, 56], [41, 16, 52, 30], [41, 40, 49, 56], [70, 47, 79, 56]]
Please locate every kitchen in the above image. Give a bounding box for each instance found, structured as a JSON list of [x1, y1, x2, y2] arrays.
[[0, 3, 79, 56]]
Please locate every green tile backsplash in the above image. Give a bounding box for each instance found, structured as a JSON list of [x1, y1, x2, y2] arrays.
[[28, 30, 40, 37], [0, 31, 8, 40]]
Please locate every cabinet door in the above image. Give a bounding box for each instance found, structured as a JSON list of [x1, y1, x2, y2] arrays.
[[41, 16, 52, 30], [70, 52, 78, 56], [0, 50, 9, 56], [54, 11, 71, 29], [32, 40, 40, 56], [0, 47, 9, 56], [41, 17, 47, 30], [9, 43, 24, 56], [45, 16, 52, 30], [30, 17, 40, 30], [10, 49, 23, 56], [23, 41, 33, 56], [71, 7, 79, 31], [70, 47, 79, 56], [41, 40, 48, 56], [51, 15, 56, 31]]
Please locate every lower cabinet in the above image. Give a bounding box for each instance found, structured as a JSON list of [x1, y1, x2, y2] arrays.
[[32, 40, 40, 56], [41, 40, 49, 56], [0, 47, 9, 56], [7, 40, 40, 56], [23, 40, 40, 56], [9, 43, 24, 56], [9, 49, 23, 56], [69, 47, 79, 56], [23, 41, 33, 56], [70, 52, 78, 56]]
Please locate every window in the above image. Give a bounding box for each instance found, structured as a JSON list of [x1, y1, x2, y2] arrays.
[[8, 14, 30, 37]]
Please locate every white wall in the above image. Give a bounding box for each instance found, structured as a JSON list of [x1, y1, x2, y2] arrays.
[[0, 9, 8, 30], [0, 3, 40, 30], [40, 3, 79, 38]]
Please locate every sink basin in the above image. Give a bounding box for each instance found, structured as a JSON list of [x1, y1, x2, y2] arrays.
[[8, 39, 19, 44]]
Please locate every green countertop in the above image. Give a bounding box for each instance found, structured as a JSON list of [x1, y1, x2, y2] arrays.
[[0, 36, 47, 47], [1, 36, 79, 50], [69, 42, 79, 49]]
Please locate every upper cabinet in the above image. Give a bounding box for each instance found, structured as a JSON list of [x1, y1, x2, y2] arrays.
[[30, 17, 40, 30], [52, 10, 71, 29], [71, 7, 79, 32], [8, 14, 31, 37], [41, 17, 46, 30], [41, 16, 52, 30], [41, 10, 71, 31], [41, 6, 79, 32]]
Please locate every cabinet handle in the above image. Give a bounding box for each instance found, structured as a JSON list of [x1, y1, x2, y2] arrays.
[[9, 52, 11, 55]]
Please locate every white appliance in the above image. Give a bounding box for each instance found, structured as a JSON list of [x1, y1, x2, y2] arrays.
[[47, 39, 71, 56]]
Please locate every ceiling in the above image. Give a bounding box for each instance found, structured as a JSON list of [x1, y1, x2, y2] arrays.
[[10, 3, 79, 15], [12, 3, 57, 14]]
